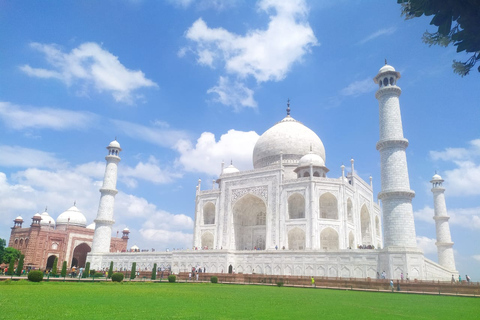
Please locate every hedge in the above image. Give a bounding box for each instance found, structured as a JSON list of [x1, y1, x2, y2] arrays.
[[28, 270, 44, 282], [168, 274, 176, 283], [111, 272, 124, 282]]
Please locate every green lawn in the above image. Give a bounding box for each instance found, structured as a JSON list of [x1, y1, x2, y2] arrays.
[[0, 281, 478, 319]]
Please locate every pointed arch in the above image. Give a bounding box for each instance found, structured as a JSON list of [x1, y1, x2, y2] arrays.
[[233, 194, 267, 250], [288, 227, 305, 250], [201, 232, 214, 249], [320, 227, 339, 250], [288, 193, 305, 219], [361, 205, 372, 245], [72, 243, 91, 268], [203, 202, 215, 225], [319, 193, 338, 219]]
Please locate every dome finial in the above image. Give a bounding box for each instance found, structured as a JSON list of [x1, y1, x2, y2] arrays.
[[74, 200, 76, 207], [385, 58, 387, 65], [286, 98, 290, 116], [45, 206, 47, 212]]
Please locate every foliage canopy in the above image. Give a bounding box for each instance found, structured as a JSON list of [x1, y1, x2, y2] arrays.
[[2, 247, 21, 264], [399, 0, 480, 76]]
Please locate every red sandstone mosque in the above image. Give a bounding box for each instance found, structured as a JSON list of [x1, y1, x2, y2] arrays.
[[8, 205, 129, 270]]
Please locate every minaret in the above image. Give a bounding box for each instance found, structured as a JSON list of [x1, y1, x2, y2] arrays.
[[430, 173, 456, 270], [374, 64, 417, 248], [91, 140, 121, 253]]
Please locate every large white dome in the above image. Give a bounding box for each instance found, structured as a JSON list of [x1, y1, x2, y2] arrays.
[[56, 205, 87, 227], [253, 115, 325, 169]]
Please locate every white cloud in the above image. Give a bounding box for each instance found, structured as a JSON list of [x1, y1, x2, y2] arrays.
[[111, 119, 189, 148], [414, 205, 480, 230], [413, 205, 435, 224], [21, 42, 157, 104], [121, 156, 181, 187], [0, 145, 66, 169], [416, 236, 437, 254], [0, 102, 96, 131], [473, 255, 480, 262], [340, 78, 377, 97], [430, 139, 480, 196], [175, 129, 259, 175], [207, 76, 257, 110], [182, 0, 317, 110], [358, 27, 397, 45], [115, 193, 194, 250]]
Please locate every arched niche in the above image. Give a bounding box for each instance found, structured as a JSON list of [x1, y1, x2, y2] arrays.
[[203, 202, 215, 225], [320, 227, 339, 250], [201, 232, 214, 249], [288, 193, 305, 219], [361, 205, 372, 245], [319, 193, 338, 219], [348, 231, 355, 249], [288, 227, 305, 250], [233, 194, 267, 250], [347, 198, 353, 222]]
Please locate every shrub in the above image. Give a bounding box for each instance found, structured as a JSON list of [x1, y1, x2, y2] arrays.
[[61, 261, 67, 277], [94, 272, 104, 277], [83, 262, 90, 278], [210, 276, 218, 283], [28, 270, 44, 282], [108, 261, 114, 279], [276, 281, 284, 287], [168, 274, 176, 283], [16, 255, 25, 276], [51, 257, 58, 275], [151, 263, 157, 280], [130, 262, 136, 279], [90, 269, 96, 276], [7, 259, 15, 275], [111, 272, 124, 282]]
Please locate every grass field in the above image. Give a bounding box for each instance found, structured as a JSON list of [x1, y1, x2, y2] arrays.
[[0, 280, 478, 319]]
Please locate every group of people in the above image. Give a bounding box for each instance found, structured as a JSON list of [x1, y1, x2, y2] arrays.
[[188, 266, 206, 281], [452, 274, 471, 284]]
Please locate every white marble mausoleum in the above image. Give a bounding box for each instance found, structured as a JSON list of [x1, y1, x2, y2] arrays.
[[87, 64, 457, 281]]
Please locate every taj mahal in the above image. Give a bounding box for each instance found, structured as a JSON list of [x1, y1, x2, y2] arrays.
[[10, 63, 457, 280]]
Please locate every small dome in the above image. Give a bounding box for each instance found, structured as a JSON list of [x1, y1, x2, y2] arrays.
[[56, 205, 87, 227], [108, 140, 121, 149], [432, 173, 443, 181], [40, 211, 55, 227], [222, 163, 240, 174], [379, 64, 396, 73], [298, 152, 325, 168], [15, 216, 23, 221], [123, 227, 130, 232], [131, 245, 139, 250], [253, 116, 325, 169], [86, 222, 96, 230], [33, 213, 42, 220]]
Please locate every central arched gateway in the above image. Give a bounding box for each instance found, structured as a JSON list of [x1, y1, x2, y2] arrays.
[[72, 243, 91, 268], [233, 194, 266, 250]]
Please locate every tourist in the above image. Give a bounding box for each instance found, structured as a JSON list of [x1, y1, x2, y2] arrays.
[[390, 280, 394, 291], [196, 271, 199, 281], [311, 276, 315, 287], [401, 273, 404, 281], [188, 272, 192, 280], [406, 273, 409, 282], [458, 275, 462, 283], [381, 271, 386, 279], [466, 275, 471, 283], [397, 280, 401, 291], [451, 275, 455, 283], [376, 272, 380, 279]]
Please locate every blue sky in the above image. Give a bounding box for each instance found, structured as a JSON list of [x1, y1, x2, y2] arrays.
[[1, 0, 479, 279]]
